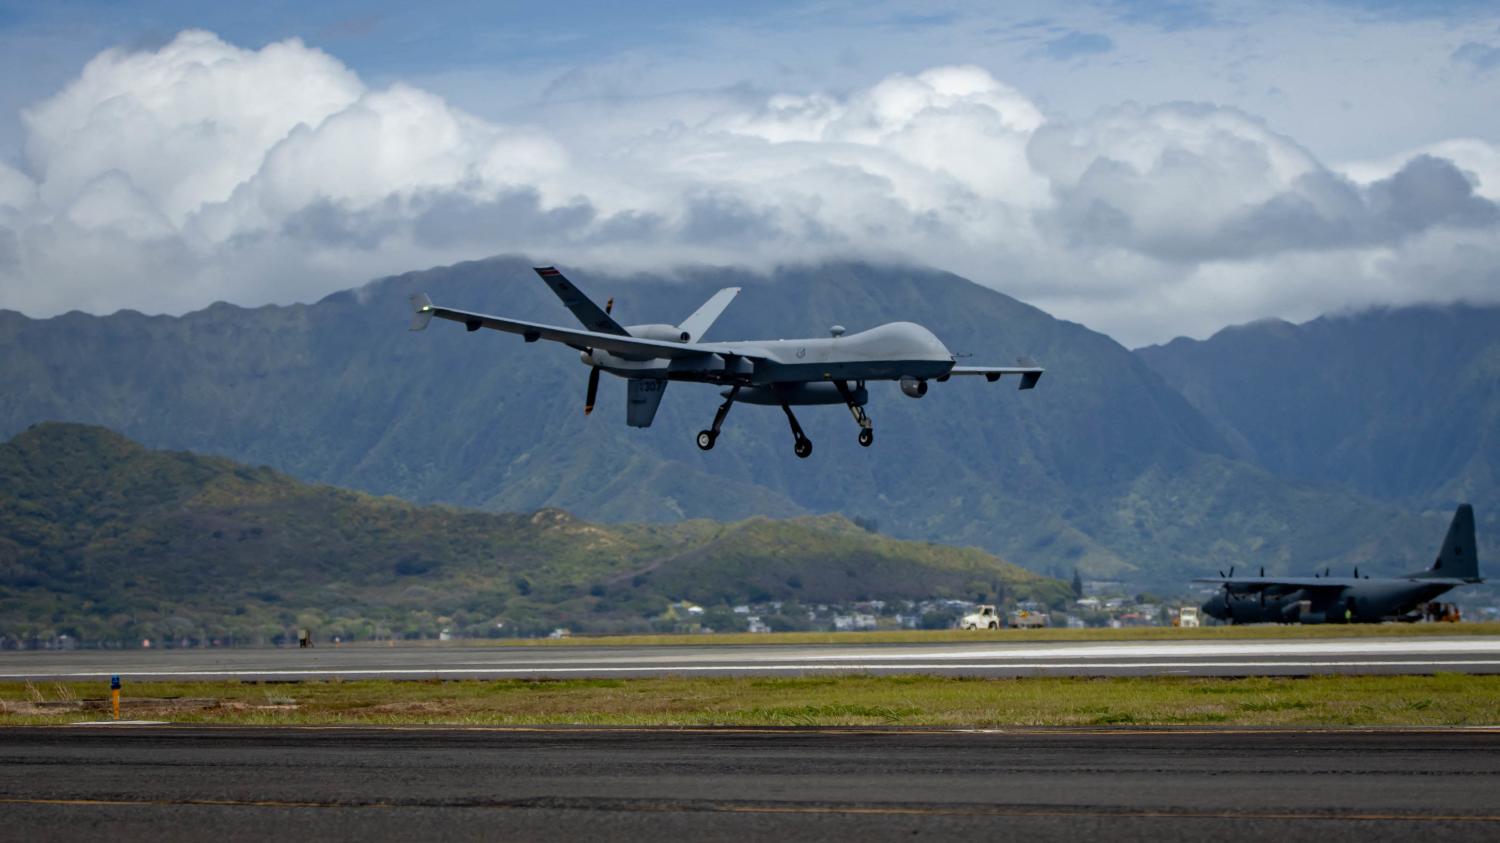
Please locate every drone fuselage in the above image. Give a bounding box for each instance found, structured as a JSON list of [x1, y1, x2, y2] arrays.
[[583, 321, 953, 395]]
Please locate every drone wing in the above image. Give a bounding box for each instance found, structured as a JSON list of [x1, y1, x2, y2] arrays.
[[945, 362, 1044, 389], [409, 293, 723, 361]]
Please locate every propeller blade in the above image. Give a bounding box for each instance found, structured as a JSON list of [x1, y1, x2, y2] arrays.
[[1260, 566, 1265, 577], [1228, 566, 1235, 578], [605, 297, 614, 315], [584, 367, 600, 416], [1219, 570, 1225, 578]]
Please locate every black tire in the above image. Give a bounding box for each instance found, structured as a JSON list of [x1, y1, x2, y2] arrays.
[[857, 429, 873, 447], [696, 430, 716, 450], [794, 437, 813, 459]]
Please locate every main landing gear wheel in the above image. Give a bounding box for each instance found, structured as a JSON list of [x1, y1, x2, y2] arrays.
[[857, 429, 874, 447], [780, 400, 812, 459], [698, 385, 739, 453]]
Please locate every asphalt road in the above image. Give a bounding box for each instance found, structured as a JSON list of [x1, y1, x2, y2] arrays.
[[2, 636, 1499, 680], [1, 725, 1497, 841]]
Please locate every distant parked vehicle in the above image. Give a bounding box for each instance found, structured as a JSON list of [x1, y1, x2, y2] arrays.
[[1008, 609, 1047, 629], [1177, 606, 1201, 628], [960, 605, 1001, 630]]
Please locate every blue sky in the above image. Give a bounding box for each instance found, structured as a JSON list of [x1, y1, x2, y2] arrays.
[[1, 0, 1498, 343]]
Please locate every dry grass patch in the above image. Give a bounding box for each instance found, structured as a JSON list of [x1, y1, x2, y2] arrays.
[[4, 673, 1498, 728]]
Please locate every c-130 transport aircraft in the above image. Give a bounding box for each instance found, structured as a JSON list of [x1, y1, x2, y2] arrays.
[[1196, 504, 1483, 624], [410, 266, 1043, 457]]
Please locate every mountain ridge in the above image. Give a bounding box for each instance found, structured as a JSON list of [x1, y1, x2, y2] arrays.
[[0, 256, 1462, 582], [1137, 302, 1500, 509]]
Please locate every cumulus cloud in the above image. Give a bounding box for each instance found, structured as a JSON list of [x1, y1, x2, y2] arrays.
[[1, 29, 1499, 346], [24, 31, 362, 225], [1035, 105, 1499, 263], [1342, 138, 1500, 201]]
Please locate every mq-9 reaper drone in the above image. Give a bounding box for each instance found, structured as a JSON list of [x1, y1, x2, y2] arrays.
[[410, 266, 1043, 458]]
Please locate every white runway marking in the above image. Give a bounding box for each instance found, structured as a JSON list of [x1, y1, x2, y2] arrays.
[[777, 639, 1500, 662], [3, 637, 1496, 679], [422, 638, 1500, 668]]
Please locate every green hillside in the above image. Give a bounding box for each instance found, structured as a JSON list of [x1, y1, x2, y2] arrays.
[[0, 424, 1067, 645]]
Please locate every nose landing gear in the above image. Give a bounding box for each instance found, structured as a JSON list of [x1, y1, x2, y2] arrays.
[[836, 380, 874, 447]]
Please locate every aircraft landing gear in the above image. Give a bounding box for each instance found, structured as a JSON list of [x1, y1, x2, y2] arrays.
[[835, 380, 874, 447], [780, 401, 813, 459], [697, 385, 740, 451]]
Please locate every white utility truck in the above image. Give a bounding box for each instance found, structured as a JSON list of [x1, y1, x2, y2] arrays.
[[959, 605, 1001, 630]]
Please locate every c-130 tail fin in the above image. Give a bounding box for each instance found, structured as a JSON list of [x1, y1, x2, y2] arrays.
[[1411, 504, 1480, 581]]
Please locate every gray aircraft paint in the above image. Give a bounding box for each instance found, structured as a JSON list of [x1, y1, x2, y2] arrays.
[[1196, 504, 1483, 624], [409, 266, 1042, 456]]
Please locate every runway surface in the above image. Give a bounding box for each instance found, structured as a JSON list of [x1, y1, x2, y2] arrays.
[[2, 636, 1499, 680], [1, 725, 1497, 841]]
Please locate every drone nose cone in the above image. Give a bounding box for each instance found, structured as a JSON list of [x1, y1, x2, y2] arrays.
[[894, 322, 951, 359]]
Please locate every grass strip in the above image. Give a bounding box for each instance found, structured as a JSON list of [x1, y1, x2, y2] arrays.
[[3, 674, 1497, 728]]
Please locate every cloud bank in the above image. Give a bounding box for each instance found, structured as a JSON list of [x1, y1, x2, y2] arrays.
[[1, 30, 1498, 345]]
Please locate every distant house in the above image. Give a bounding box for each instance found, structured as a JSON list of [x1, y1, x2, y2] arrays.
[[746, 616, 771, 633], [833, 613, 878, 631]]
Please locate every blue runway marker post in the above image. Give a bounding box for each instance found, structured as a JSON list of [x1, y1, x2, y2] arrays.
[[110, 675, 120, 720]]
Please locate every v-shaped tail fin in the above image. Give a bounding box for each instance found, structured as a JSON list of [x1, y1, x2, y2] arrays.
[[678, 287, 740, 342]]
